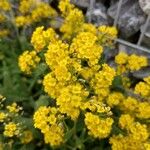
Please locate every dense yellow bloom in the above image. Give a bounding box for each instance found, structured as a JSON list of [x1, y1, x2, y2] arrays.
[[107, 92, 124, 107], [85, 112, 113, 139], [43, 73, 60, 99], [135, 81, 150, 97], [98, 25, 118, 38], [33, 106, 64, 146], [0, 0, 11, 11], [21, 130, 33, 144], [4, 122, 19, 137], [57, 83, 88, 120], [119, 114, 134, 129], [6, 102, 22, 113], [31, 3, 57, 22], [144, 143, 150, 150], [31, 26, 45, 51], [81, 97, 112, 115], [91, 64, 116, 98], [136, 102, 150, 119], [127, 54, 148, 71], [144, 76, 150, 85], [98, 25, 117, 46], [60, 8, 84, 39], [70, 32, 103, 66], [45, 40, 69, 69], [0, 112, 7, 122], [82, 23, 97, 34], [19, 0, 34, 14], [121, 97, 138, 112], [129, 122, 149, 142], [18, 50, 40, 74], [115, 52, 128, 65], [44, 124, 64, 146], [15, 16, 31, 27], [59, 0, 74, 16], [110, 134, 145, 150]]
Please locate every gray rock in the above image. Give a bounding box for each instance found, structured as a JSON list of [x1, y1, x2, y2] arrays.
[[133, 67, 150, 79], [108, 0, 146, 38], [49, 17, 63, 29], [118, 43, 150, 59], [86, 2, 108, 26], [139, 0, 150, 15], [71, 0, 90, 8], [140, 23, 150, 48]]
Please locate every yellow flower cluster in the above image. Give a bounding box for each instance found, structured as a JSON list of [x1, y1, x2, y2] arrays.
[[6, 102, 22, 114], [18, 50, 40, 74], [70, 32, 103, 67], [33, 106, 64, 146], [60, 8, 84, 39], [59, 0, 75, 16], [81, 96, 112, 115], [110, 114, 149, 150], [0, 112, 7, 123], [91, 64, 116, 98], [21, 130, 33, 144], [31, 26, 57, 52], [85, 112, 114, 139], [4, 122, 20, 137], [15, 0, 57, 27], [98, 25, 118, 47], [135, 76, 150, 98], [57, 83, 88, 120], [106, 92, 125, 107], [0, 0, 11, 11], [16, 0, 150, 148], [115, 52, 148, 73]]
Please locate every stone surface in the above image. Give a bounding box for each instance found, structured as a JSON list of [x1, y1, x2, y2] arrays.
[[140, 23, 150, 48], [71, 0, 90, 8], [49, 17, 64, 29], [139, 0, 150, 14], [133, 67, 150, 79], [86, 2, 108, 26], [108, 0, 146, 38]]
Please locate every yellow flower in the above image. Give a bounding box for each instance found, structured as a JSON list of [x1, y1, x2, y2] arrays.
[[0, 0, 11, 11], [15, 16, 31, 27], [136, 102, 150, 119], [21, 130, 33, 144], [127, 54, 148, 71], [6, 102, 22, 113], [18, 50, 40, 74], [122, 97, 138, 112], [0, 112, 7, 122], [70, 32, 103, 66], [135, 82, 150, 97], [58, 0, 74, 16], [33, 106, 64, 146], [107, 92, 124, 107], [119, 114, 134, 129], [31, 3, 57, 22], [85, 112, 113, 139], [45, 40, 69, 69], [31, 26, 45, 51], [4, 122, 19, 137], [115, 52, 128, 65], [60, 8, 84, 39]]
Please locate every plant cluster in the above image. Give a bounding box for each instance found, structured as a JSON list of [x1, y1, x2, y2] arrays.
[[0, 0, 150, 149]]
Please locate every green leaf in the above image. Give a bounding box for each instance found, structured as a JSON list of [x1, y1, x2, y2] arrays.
[[34, 95, 50, 110]]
